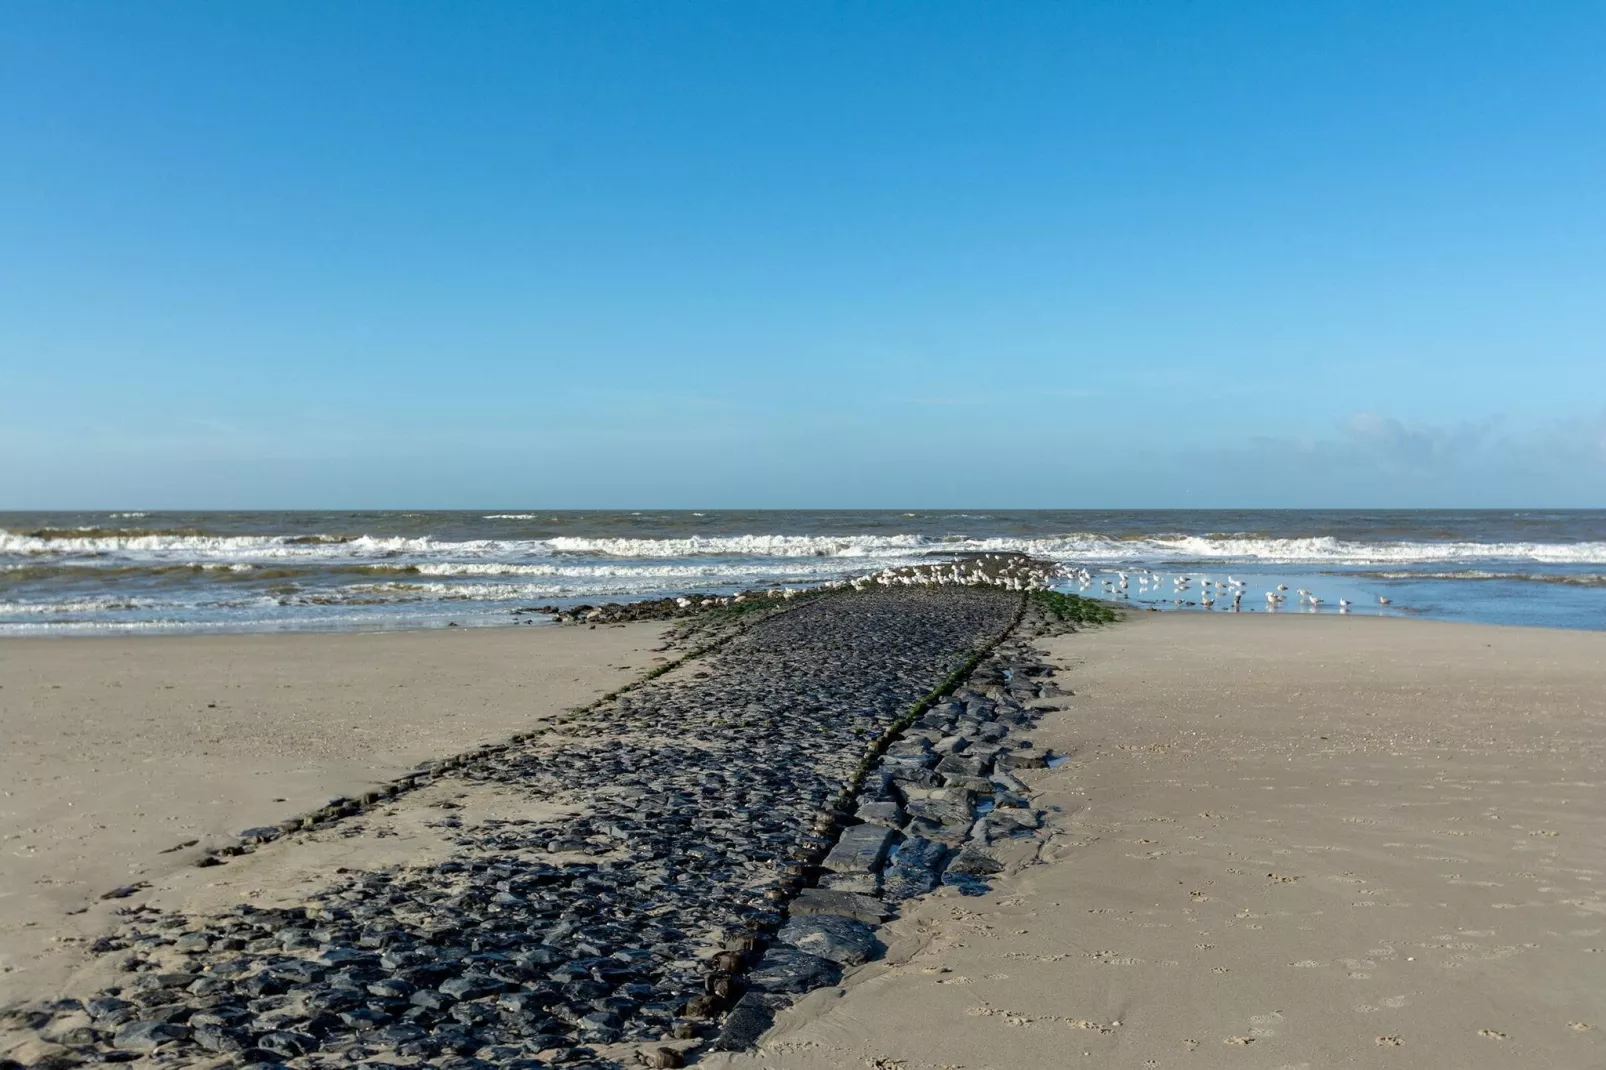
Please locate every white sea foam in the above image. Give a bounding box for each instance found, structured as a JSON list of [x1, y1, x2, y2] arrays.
[[545, 534, 931, 558], [904, 534, 1606, 565], [7, 527, 1605, 568], [483, 514, 540, 520], [0, 531, 534, 561], [398, 560, 887, 579]]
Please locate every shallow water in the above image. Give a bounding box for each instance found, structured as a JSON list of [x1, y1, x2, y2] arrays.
[[1, 510, 1601, 634]]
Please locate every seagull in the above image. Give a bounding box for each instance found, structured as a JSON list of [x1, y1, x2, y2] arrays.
[[1378, 596, 1391, 605]]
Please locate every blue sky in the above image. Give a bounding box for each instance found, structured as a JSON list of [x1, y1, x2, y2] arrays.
[[2, 2, 1602, 508]]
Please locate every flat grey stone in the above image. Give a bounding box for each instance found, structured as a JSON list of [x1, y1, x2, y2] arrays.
[[776, 914, 881, 966], [112, 1020, 189, 1052], [712, 992, 790, 1050], [996, 750, 1048, 771], [935, 753, 984, 778], [882, 836, 950, 902], [789, 887, 890, 925], [992, 771, 1031, 794], [745, 948, 842, 993], [854, 801, 905, 828], [905, 790, 974, 829], [821, 823, 897, 874], [978, 807, 1041, 842], [946, 844, 1004, 876], [817, 871, 881, 894]]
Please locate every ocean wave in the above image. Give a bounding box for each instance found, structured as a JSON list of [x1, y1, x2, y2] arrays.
[[0, 596, 171, 615], [545, 534, 932, 558], [0, 530, 525, 560], [483, 514, 540, 520], [392, 560, 890, 579], [934, 534, 1606, 565], [6, 527, 1605, 569], [1352, 570, 1606, 587]]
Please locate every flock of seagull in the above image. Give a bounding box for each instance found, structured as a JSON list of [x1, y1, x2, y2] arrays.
[[673, 556, 1399, 615], [1069, 568, 1392, 613]]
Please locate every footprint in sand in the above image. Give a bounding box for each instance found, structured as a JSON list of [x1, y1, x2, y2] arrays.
[[1249, 1012, 1284, 1038], [1376, 1035, 1403, 1046], [1478, 1029, 1508, 1039]]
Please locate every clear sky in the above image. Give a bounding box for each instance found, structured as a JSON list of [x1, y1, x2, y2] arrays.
[[2, 2, 1602, 508]]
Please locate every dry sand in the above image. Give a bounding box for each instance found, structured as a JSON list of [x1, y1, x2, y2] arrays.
[[0, 622, 668, 1006], [709, 613, 1606, 1069]]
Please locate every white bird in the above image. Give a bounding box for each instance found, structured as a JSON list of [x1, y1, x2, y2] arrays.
[[1378, 596, 1392, 605], [1276, 584, 1288, 592]]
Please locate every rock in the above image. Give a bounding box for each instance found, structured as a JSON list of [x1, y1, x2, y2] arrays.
[[85, 998, 135, 1023], [934, 753, 984, 778], [255, 1031, 316, 1059], [788, 887, 890, 925], [904, 790, 974, 829], [995, 750, 1048, 771], [744, 949, 842, 993], [978, 807, 1040, 842], [776, 915, 880, 966], [853, 801, 904, 828], [946, 845, 1004, 876], [111, 1020, 188, 1052], [711, 991, 791, 1050], [820, 823, 898, 874], [817, 871, 881, 895], [191, 1024, 243, 1053], [941, 870, 991, 896], [882, 836, 950, 902], [173, 932, 210, 954], [439, 973, 503, 1000]]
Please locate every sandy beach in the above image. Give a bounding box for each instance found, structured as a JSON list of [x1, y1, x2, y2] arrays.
[[5, 604, 1605, 1068], [0, 623, 669, 1007], [708, 612, 1606, 1069]]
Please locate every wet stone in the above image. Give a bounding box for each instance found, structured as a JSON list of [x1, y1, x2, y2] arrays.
[[111, 1020, 189, 1052], [788, 888, 890, 925], [711, 992, 791, 1051], [744, 948, 843, 994], [946, 844, 1005, 876], [775, 914, 881, 966], [882, 836, 951, 902], [853, 801, 904, 828], [821, 823, 898, 874]]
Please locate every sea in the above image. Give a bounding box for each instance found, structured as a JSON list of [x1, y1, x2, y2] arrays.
[[1, 510, 1602, 636]]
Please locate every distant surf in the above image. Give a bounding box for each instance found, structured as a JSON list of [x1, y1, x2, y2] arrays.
[[2, 510, 1601, 634]]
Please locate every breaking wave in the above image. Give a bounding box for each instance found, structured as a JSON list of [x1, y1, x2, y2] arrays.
[[1353, 570, 1606, 587]]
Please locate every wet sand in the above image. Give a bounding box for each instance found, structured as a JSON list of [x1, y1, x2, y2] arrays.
[[0, 623, 668, 1007], [708, 612, 1606, 1069]]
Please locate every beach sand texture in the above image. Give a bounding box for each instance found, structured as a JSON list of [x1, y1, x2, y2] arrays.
[[707, 613, 1606, 1069], [0, 623, 668, 1006]]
